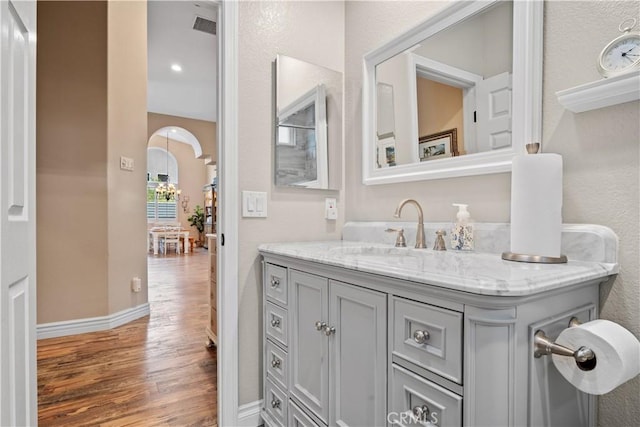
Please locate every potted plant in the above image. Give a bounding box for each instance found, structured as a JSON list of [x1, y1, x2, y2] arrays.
[[187, 205, 206, 246]]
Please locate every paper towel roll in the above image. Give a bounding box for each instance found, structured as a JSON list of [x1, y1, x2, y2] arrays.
[[510, 153, 563, 257], [552, 319, 640, 395]]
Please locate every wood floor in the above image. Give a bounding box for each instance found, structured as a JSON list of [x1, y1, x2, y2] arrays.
[[37, 249, 217, 427]]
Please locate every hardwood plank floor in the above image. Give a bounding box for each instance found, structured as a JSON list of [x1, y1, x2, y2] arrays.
[[38, 249, 217, 427]]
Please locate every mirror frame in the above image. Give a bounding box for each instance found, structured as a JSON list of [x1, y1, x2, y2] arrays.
[[362, 0, 543, 184]]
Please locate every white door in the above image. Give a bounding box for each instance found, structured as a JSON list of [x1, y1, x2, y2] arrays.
[[476, 71, 512, 152], [0, 0, 37, 425]]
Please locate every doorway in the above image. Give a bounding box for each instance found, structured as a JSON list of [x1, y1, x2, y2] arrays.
[[32, 0, 239, 425]]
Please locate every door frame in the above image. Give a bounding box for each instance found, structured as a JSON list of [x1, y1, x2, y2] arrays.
[[216, 0, 240, 425]]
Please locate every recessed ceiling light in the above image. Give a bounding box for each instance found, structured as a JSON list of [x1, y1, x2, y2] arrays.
[[171, 63, 182, 72], [171, 128, 177, 133]]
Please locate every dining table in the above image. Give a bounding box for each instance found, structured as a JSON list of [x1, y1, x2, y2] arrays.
[[149, 228, 190, 255]]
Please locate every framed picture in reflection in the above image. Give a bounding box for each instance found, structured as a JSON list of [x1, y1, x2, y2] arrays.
[[419, 128, 458, 161]]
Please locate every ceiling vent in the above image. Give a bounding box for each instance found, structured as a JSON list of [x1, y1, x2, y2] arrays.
[[193, 16, 216, 35]]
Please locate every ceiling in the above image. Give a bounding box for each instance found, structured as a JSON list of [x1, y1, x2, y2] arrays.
[[147, 1, 218, 122]]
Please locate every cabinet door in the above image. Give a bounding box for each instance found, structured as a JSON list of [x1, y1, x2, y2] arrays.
[[290, 270, 329, 423], [329, 281, 387, 427]]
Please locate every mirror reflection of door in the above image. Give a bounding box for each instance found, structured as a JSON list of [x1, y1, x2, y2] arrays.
[[276, 96, 320, 187], [274, 54, 342, 190], [373, 0, 513, 169]]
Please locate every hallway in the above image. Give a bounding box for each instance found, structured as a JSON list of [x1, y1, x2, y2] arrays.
[[37, 250, 217, 426]]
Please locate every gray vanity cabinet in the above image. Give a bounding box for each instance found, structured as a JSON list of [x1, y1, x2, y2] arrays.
[[266, 266, 387, 427], [261, 249, 603, 427]]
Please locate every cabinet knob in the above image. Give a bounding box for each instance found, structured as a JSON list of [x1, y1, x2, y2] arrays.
[[315, 321, 327, 331], [270, 318, 281, 328], [412, 404, 431, 421], [413, 330, 430, 344], [323, 325, 336, 336], [271, 398, 281, 409], [271, 358, 281, 368], [270, 277, 280, 288]]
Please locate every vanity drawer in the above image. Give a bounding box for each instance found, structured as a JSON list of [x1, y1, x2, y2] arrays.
[[389, 364, 462, 426], [266, 263, 288, 307], [264, 377, 288, 427], [391, 296, 463, 384], [266, 302, 288, 348], [266, 339, 288, 391]]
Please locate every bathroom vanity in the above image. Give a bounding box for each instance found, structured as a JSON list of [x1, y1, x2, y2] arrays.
[[259, 223, 618, 427]]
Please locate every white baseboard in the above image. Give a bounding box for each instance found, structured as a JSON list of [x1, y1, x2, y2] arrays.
[[37, 303, 150, 340], [237, 399, 263, 427]]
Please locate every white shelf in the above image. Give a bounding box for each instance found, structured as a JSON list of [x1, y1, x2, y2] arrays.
[[556, 71, 640, 113]]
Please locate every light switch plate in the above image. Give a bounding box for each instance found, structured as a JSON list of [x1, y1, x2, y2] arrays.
[[243, 191, 267, 218], [120, 156, 134, 171]]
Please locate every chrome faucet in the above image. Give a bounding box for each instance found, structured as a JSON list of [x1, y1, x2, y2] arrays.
[[394, 199, 426, 248]]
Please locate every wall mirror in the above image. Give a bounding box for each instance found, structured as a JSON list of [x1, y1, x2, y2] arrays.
[[362, 0, 543, 184], [274, 54, 342, 190]]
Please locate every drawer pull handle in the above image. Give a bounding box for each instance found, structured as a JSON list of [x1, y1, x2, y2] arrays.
[[413, 330, 430, 344], [412, 404, 431, 422], [271, 398, 281, 409], [271, 358, 281, 368], [270, 277, 280, 288], [270, 318, 281, 328], [323, 325, 336, 336], [315, 321, 327, 331]]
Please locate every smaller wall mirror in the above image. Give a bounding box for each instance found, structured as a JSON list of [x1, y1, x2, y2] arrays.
[[274, 54, 342, 190]]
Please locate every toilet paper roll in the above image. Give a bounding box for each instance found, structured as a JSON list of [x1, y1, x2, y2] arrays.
[[552, 319, 640, 395], [510, 153, 563, 258]]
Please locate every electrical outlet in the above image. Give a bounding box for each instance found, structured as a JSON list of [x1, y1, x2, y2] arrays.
[[325, 198, 338, 220], [131, 277, 142, 293]]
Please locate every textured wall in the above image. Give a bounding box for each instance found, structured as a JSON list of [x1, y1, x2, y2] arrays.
[[543, 2, 639, 424], [237, 0, 345, 405], [344, 1, 639, 425]]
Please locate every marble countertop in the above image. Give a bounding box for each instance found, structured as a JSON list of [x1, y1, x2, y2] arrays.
[[258, 240, 618, 297]]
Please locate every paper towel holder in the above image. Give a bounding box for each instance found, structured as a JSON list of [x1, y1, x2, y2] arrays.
[[534, 317, 597, 370]]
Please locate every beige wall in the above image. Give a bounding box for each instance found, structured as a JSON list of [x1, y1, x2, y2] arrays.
[[148, 112, 217, 165], [37, 0, 149, 323], [147, 112, 216, 234], [238, 0, 345, 404], [345, 1, 639, 425], [416, 77, 465, 153], [36, 1, 110, 323], [148, 135, 208, 234], [107, 0, 148, 315]]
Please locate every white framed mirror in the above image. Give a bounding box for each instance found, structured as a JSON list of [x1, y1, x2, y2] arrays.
[[362, 0, 543, 184], [275, 54, 342, 190]]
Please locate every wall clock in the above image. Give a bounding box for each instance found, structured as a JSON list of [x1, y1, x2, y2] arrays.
[[597, 18, 640, 77]]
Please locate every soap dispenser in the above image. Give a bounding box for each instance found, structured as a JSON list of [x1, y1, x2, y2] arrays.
[[451, 204, 474, 251]]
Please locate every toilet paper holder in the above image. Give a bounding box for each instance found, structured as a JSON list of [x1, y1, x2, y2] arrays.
[[534, 317, 596, 364]]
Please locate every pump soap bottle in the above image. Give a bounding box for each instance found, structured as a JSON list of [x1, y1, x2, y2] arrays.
[[451, 204, 474, 251]]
